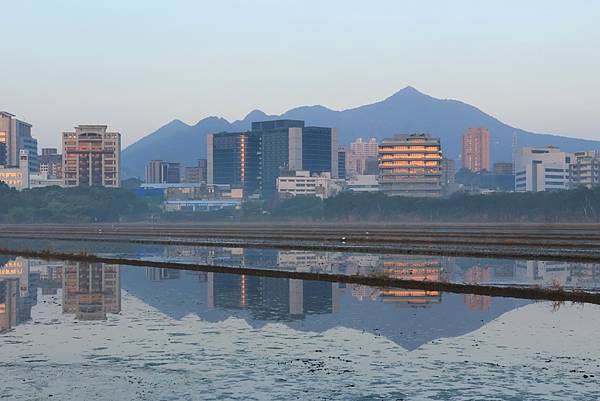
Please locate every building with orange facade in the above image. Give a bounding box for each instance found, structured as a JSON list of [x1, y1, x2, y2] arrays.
[[378, 133, 442, 197], [379, 257, 442, 306], [461, 127, 490, 172]]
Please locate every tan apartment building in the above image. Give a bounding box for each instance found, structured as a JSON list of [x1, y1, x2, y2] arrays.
[[62, 125, 121, 187], [378, 133, 442, 197]]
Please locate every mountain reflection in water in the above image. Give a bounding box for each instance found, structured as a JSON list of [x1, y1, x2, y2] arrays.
[[1, 254, 532, 350]]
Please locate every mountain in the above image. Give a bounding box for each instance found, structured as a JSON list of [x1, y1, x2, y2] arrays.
[[121, 86, 600, 178]]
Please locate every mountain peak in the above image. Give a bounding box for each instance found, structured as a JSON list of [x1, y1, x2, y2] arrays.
[[243, 109, 269, 122], [386, 86, 426, 99], [122, 88, 600, 179], [164, 119, 189, 129]]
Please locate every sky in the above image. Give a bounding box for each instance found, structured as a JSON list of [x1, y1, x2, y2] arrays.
[[1, 0, 599, 149]]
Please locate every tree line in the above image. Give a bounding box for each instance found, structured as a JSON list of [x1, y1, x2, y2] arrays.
[[2, 182, 599, 223], [0, 183, 149, 223]]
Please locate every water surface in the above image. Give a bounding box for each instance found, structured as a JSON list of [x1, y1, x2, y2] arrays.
[[1, 257, 599, 400]]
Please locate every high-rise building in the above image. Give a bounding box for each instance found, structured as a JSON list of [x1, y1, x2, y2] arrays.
[[197, 159, 207, 182], [62, 125, 121, 188], [252, 120, 338, 195], [514, 146, 571, 192], [0, 141, 6, 166], [0, 111, 38, 171], [461, 128, 490, 172], [145, 160, 168, 184], [207, 131, 257, 192], [208, 120, 338, 197], [337, 146, 347, 179], [347, 137, 378, 176], [570, 150, 600, 189], [378, 133, 443, 197], [165, 162, 180, 183], [39, 148, 63, 179], [145, 160, 181, 184], [351, 137, 378, 158]]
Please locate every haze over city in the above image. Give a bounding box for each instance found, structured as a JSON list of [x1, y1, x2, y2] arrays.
[[2, 0, 599, 148]]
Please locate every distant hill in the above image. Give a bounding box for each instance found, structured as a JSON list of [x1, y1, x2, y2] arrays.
[[122, 86, 600, 178]]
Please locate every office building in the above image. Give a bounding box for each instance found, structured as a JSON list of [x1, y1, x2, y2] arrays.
[[39, 148, 63, 179], [29, 171, 64, 188], [345, 174, 379, 192], [208, 120, 338, 197], [276, 171, 342, 200], [62, 125, 121, 188], [0, 150, 30, 190], [183, 166, 199, 183], [378, 133, 443, 197], [337, 146, 347, 179], [207, 131, 258, 193], [570, 150, 600, 189], [462, 128, 490, 172], [253, 120, 338, 195], [493, 162, 513, 175], [183, 159, 208, 183], [440, 158, 456, 186], [145, 160, 180, 184], [0, 111, 38, 171], [514, 146, 571, 192], [145, 160, 167, 184], [0, 141, 5, 165], [165, 162, 180, 183]]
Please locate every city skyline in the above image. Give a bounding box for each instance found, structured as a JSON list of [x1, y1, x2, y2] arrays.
[[1, 0, 599, 149]]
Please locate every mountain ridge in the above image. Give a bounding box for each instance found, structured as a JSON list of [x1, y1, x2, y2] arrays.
[[121, 87, 600, 178]]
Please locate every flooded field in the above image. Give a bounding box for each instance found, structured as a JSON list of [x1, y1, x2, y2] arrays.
[[1, 248, 600, 400]]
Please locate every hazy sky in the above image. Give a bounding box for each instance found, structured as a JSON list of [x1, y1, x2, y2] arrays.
[[1, 0, 599, 148]]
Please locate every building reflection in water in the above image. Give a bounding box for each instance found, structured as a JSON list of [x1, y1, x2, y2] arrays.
[[1, 259, 121, 331], [378, 257, 442, 307], [2, 247, 600, 339], [463, 265, 493, 311], [0, 257, 39, 333], [62, 262, 121, 321], [207, 273, 338, 320]]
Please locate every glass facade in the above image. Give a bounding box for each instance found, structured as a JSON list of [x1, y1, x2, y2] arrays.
[[252, 120, 304, 196], [212, 120, 335, 198], [337, 148, 346, 179], [302, 126, 332, 176], [212, 132, 248, 187], [0, 142, 6, 166]]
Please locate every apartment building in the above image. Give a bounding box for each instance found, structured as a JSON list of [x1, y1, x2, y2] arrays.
[[570, 150, 600, 188], [62, 125, 121, 188], [461, 127, 490, 172]]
